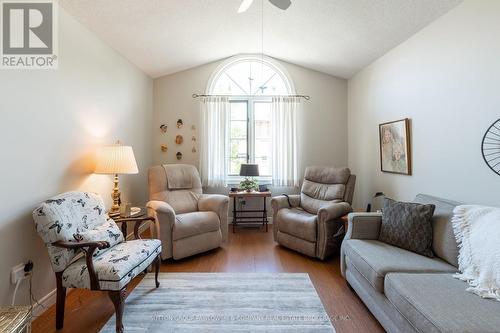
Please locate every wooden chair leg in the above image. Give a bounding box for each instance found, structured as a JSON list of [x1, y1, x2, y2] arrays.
[[55, 272, 66, 330], [109, 289, 126, 333], [154, 254, 161, 288]]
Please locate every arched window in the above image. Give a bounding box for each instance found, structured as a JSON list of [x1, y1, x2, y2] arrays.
[[206, 55, 294, 179], [208, 55, 294, 96]]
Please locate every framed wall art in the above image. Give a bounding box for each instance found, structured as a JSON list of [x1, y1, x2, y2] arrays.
[[379, 118, 411, 175]]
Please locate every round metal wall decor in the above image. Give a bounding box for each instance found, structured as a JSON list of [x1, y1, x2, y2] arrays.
[[481, 118, 500, 175]]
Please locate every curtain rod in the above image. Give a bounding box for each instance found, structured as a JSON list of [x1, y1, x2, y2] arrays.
[[192, 93, 310, 101]]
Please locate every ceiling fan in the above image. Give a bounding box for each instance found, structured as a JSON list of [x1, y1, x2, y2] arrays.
[[238, 0, 292, 13]]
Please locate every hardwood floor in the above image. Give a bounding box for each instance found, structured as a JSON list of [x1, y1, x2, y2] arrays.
[[32, 228, 384, 333]]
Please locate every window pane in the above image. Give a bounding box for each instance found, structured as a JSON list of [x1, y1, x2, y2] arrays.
[[225, 62, 251, 95], [212, 74, 237, 95], [230, 121, 247, 138], [250, 62, 275, 95], [263, 73, 288, 95], [254, 102, 272, 176], [230, 139, 247, 159], [230, 102, 247, 121]]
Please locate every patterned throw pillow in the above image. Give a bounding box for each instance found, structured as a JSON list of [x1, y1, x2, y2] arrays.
[[74, 220, 124, 257], [379, 198, 435, 257]]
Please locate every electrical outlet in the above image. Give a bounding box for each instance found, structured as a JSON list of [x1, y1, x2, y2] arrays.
[[11, 263, 26, 285]]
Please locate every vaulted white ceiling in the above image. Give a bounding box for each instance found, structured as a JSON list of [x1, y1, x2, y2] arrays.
[[60, 0, 462, 78]]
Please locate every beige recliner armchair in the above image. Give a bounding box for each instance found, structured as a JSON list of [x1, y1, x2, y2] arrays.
[[147, 164, 229, 260], [271, 166, 356, 260]]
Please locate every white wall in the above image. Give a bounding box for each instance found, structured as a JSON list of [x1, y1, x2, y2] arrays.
[[153, 57, 348, 193], [348, 0, 500, 208], [0, 8, 153, 306]]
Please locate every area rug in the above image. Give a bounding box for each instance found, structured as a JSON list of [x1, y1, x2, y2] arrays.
[[100, 272, 335, 332]]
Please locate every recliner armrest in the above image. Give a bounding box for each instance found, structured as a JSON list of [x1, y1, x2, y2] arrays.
[[271, 195, 300, 212], [146, 200, 176, 259], [146, 200, 176, 229], [197, 194, 229, 242], [198, 194, 229, 214], [345, 212, 382, 240], [318, 202, 352, 222]]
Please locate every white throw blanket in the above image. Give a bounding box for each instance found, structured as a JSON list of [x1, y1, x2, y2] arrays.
[[452, 205, 500, 301]]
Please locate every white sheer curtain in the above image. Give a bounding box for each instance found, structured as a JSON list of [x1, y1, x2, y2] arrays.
[[199, 96, 229, 187], [271, 96, 299, 187]]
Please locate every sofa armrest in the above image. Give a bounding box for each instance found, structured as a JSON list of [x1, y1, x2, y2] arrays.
[[345, 212, 382, 240], [318, 202, 352, 222], [198, 194, 229, 242], [146, 200, 176, 259], [340, 212, 382, 278]]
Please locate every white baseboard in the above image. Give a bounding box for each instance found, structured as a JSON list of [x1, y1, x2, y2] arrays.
[[32, 221, 152, 320], [32, 287, 57, 319]]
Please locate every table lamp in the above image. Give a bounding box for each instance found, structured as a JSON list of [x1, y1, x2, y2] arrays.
[[239, 164, 259, 192], [95, 142, 138, 214], [367, 192, 385, 212]]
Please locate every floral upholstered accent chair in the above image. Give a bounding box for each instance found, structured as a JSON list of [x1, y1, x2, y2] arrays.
[[33, 191, 161, 333]]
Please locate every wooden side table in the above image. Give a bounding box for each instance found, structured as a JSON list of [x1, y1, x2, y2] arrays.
[[0, 306, 31, 333], [111, 207, 155, 239], [229, 191, 271, 232]]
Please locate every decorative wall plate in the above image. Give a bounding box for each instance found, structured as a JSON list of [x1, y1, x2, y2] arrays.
[[160, 144, 168, 152], [192, 136, 196, 142], [177, 119, 183, 128], [481, 118, 500, 175], [160, 124, 167, 133], [175, 135, 183, 144], [176, 152, 183, 160], [192, 147, 197, 153]]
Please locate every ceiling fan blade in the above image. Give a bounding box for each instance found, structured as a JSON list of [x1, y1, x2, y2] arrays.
[[269, 0, 291, 10], [238, 0, 254, 13]]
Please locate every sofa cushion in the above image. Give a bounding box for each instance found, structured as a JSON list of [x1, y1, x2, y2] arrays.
[[379, 198, 435, 257], [343, 239, 456, 292], [276, 208, 317, 242], [413, 194, 461, 267], [385, 273, 500, 333], [173, 211, 220, 240]]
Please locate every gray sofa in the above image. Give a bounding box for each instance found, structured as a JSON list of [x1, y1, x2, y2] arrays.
[[341, 194, 500, 333]]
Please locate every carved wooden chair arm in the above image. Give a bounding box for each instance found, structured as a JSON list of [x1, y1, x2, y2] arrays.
[[52, 240, 110, 290], [52, 240, 110, 250]]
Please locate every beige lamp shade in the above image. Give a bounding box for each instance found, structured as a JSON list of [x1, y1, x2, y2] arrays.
[[95, 144, 139, 175]]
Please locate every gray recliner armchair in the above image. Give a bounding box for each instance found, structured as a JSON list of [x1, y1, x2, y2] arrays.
[[147, 164, 229, 260], [271, 166, 356, 260]]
